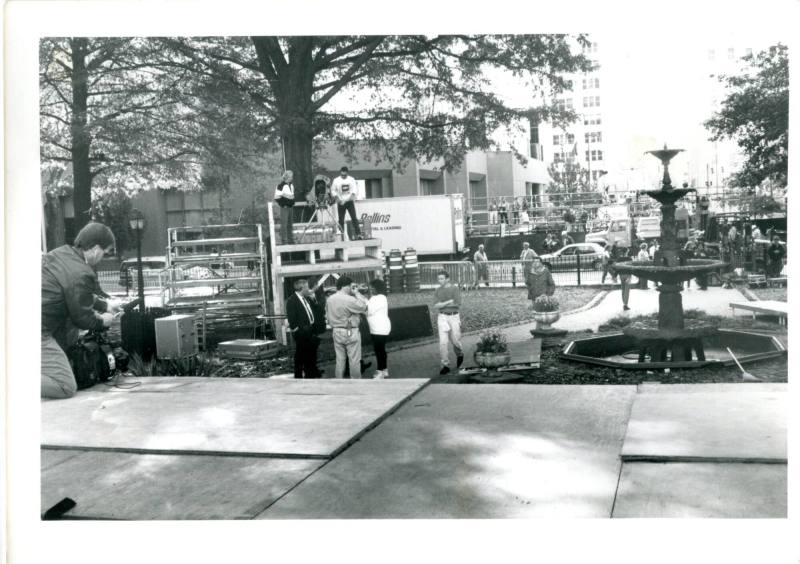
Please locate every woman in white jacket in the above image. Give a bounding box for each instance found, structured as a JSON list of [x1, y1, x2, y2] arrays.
[[367, 279, 392, 379]]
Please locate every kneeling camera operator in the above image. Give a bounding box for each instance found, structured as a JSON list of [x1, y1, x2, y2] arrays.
[[41, 222, 125, 399]]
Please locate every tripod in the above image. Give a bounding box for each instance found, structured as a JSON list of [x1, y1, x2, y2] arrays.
[[298, 202, 345, 243]]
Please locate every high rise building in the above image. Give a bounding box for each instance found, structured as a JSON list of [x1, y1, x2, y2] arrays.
[[538, 40, 608, 202]]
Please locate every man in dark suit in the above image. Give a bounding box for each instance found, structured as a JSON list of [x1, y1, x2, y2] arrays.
[[286, 278, 322, 378]]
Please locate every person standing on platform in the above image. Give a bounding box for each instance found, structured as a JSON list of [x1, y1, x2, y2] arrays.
[[286, 279, 322, 379], [274, 170, 296, 244], [488, 198, 499, 225], [325, 276, 368, 379], [498, 198, 509, 224], [520, 241, 538, 279], [473, 244, 490, 287], [366, 279, 392, 379], [331, 166, 361, 240], [434, 270, 464, 375]]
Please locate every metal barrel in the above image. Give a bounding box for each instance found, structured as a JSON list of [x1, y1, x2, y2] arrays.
[[403, 247, 420, 292], [388, 248, 404, 293]]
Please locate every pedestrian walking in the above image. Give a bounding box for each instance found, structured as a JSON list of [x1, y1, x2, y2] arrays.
[[520, 241, 538, 278], [325, 276, 368, 379], [433, 270, 464, 375], [694, 241, 709, 290], [636, 242, 649, 289], [767, 236, 786, 278], [366, 279, 391, 379], [611, 250, 632, 311], [526, 256, 555, 308], [601, 240, 619, 284], [274, 170, 296, 244], [473, 244, 490, 287]]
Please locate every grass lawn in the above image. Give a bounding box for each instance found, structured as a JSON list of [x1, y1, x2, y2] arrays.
[[387, 286, 600, 334], [750, 286, 787, 302]]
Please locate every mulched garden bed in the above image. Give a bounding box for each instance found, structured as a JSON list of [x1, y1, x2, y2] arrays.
[[750, 286, 787, 302]]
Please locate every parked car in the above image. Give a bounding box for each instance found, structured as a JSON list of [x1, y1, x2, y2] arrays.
[[118, 256, 167, 286], [539, 243, 606, 271]]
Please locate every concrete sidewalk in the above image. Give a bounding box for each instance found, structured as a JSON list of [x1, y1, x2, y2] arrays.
[[325, 286, 745, 380]]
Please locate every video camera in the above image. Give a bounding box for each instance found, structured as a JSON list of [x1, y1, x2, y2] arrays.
[[308, 179, 335, 209]]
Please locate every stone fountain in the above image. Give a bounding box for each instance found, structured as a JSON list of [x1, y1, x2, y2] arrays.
[[612, 146, 726, 363], [561, 145, 786, 369]]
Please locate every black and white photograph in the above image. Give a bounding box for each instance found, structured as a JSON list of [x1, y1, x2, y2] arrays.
[[4, 0, 798, 562]]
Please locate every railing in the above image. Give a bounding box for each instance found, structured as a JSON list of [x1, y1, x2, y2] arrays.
[[417, 255, 607, 288], [97, 269, 166, 295]]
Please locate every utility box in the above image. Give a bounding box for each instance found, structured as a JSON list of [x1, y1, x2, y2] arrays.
[[155, 314, 197, 359]]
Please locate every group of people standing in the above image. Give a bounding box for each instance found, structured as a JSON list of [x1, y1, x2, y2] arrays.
[[274, 166, 363, 245], [287, 276, 391, 380], [487, 197, 533, 225]]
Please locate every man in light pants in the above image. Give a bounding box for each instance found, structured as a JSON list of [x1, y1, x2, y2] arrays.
[[434, 270, 464, 375], [325, 275, 368, 378]]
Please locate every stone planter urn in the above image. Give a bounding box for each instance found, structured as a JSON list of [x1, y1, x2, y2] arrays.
[[532, 309, 561, 331], [474, 351, 512, 369]]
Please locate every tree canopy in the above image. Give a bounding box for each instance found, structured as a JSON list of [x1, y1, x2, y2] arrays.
[[162, 35, 593, 199], [704, 44, 788, 189]]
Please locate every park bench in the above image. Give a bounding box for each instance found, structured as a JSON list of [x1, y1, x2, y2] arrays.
[[729, 300, 788, 326], [747, 274, 767, 288]]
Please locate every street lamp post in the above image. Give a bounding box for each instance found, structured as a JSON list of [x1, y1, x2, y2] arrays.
[[129, 209, 146, 312]]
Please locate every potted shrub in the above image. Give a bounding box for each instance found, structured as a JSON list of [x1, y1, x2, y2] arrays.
[[474, 328, 511, 369], [532, 295, 560, 331]]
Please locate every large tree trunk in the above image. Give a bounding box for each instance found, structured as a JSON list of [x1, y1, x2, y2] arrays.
[[281, 119, 314, 203], [70, 38, 93, 231]]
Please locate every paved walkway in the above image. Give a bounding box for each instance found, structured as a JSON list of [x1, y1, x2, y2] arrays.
[[322, 286, 746, 379]]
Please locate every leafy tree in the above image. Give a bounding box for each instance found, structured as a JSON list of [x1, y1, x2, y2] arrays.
[[162, 35, 593, 200], [89, 187, 134, 254], [704, 44, 788, 189], [546, 160, 602, 209], [39, 37, 271, 235]]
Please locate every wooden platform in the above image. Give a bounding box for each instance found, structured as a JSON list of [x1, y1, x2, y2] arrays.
[[41, 377, 429, 519], [459, 339, 542, 375]]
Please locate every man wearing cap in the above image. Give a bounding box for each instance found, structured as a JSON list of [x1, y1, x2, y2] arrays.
[[331, 166, 361, 239], [41, 222, 123, 399]]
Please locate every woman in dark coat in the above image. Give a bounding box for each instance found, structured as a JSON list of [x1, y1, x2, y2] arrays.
[[527, 256, 556, 307]]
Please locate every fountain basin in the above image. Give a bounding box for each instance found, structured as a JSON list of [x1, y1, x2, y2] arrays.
[[622, 319, 718, 341], [561, 330, 785, 371], [614, 259, 727, 284]]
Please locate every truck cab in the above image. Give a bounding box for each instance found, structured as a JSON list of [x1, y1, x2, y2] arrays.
[[586, 218, 630, 248]]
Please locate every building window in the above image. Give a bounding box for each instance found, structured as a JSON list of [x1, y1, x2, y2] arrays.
[[583, 114, 601, 126], [565, 80, 573, 89], [583, 96, 600, 108], [553, 135, 561, 145], [554, 153, 563, 163], [365, 178, 391, 199], [555, 98, 573, 112], [583, 78, 600, 89], [566, 133, 575, 144], [585, 150, 603, 162], [420, 178, 443, 196], [585, 132, 602, 143]]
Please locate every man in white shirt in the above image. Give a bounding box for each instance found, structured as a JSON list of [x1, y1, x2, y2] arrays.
[[330, 166, 361, 239]]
